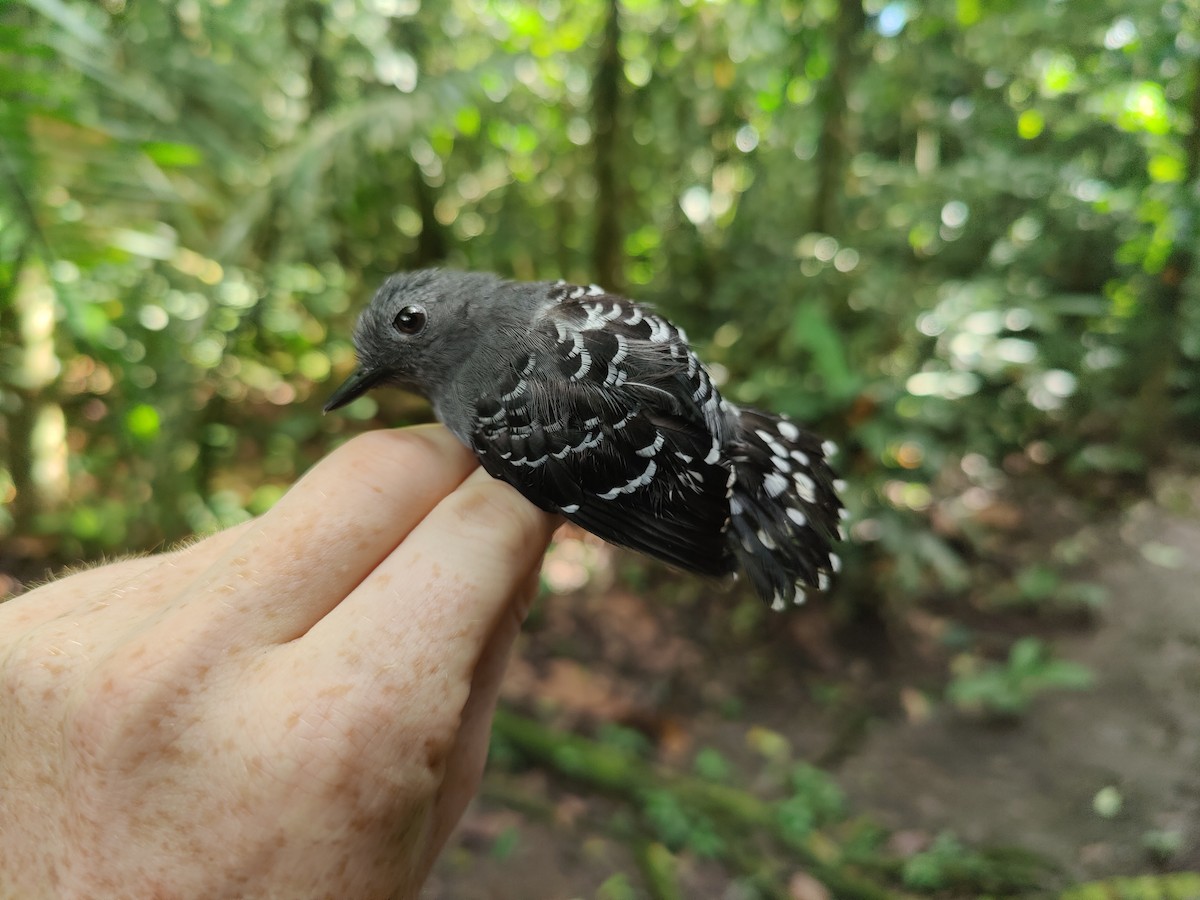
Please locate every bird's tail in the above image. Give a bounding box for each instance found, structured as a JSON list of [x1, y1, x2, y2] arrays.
[[726, 407, 844, 610]]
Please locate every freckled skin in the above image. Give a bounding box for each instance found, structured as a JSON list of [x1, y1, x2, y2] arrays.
[[0, 426, 556, 900]]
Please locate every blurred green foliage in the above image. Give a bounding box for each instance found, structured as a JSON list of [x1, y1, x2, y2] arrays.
[[2, 0, 1198, 607], [1060, 874, 1200, 900], [901, 831, 1046, 894], [947, 636, 1094, 717]]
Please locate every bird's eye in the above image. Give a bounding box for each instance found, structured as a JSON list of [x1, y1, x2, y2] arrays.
[[392, 304, 427, 336]]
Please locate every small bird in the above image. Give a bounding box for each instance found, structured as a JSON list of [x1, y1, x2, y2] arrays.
[[325, 270, 844, 610]]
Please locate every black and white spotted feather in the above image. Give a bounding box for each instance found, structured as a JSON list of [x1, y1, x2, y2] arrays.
[[326, 269, 845, 610]]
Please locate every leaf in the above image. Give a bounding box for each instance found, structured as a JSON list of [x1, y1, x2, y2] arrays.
[[141, 141, 204, 168], [21, 0, 106, 48], [124, 404, 161, 441], [788, 303, 859, 400], [693, 747, 731, 782], [1008, 637, 1044, 673]]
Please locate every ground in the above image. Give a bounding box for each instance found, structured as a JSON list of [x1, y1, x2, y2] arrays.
[[838, 478, 1200, 878], [427, 468, 1200, 898]]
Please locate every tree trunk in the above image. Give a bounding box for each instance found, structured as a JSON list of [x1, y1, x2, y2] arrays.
[[591, 0, 623, 290], [412, 168, 448, 266], [810, 0, 865, 236], [7, 262, 66, 539]]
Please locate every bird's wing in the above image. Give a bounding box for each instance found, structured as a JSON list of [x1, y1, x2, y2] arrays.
[[469, 287, 735, 576]]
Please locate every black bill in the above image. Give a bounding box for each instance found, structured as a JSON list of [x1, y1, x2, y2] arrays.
[[323, 367, 386, 413]]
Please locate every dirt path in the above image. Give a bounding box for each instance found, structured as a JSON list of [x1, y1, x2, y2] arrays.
[[837, 476, 1200, 879]]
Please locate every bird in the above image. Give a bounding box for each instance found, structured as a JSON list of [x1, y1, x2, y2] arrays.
[[324, 269, 845, 610]]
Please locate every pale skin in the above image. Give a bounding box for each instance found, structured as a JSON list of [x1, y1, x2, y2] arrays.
[[0, 426, 558, 900]]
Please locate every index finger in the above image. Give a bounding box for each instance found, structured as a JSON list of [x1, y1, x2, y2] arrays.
[[160, 426, 479, 648], [301, 467, 557, 710]]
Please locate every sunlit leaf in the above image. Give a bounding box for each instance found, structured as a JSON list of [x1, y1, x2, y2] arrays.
[[1016, 109, 1044, 139], [141, 141, 203, 167], [124, 403, 161, 441]]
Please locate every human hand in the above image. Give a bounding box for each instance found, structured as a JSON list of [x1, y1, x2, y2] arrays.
[[0, 426, 557, 900]]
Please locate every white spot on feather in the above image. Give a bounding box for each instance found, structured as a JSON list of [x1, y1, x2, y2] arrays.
[[478, 408, 506, 426], [757, 529, 776, 550], [771, 593, 787, 612], [571, 349, 593, 381], [598, 459, 657, 499], [647, 316, 672, 342], [822, 440, 839, 456], [764, 471, 788, 497], [635, 432, 665, 458], [786, 507, 807, 527], [755, 429, 787, 458], [777, 420, 800, 441], [581, 303, 608, 330], [793, 471, 817, 503], [560, 503, 580, 514], [610, 334, 629, 366], [500, 379, 527, 401], [790, 449, 810, 466]]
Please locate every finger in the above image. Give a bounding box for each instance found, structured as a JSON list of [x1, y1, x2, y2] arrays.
[[422, 566, 541, 868], [166, 427, 479, 646], [88, 520, 258, 614], [306, 467, 556, 718], [1, 521, 256, 630]]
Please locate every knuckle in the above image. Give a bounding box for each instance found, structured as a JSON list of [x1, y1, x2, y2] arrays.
[[63, 640, 209, 767], [66, 668, 147, 764], [440, 478, 549, 560], [1, 631, 65, 715], [275, 688, 459, 811]]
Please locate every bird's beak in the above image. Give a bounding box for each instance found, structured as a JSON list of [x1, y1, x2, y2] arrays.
[[323, 366, 387, 413]]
